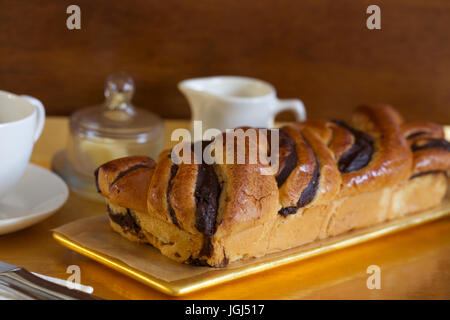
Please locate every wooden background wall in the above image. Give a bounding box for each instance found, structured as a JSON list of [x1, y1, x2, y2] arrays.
[[0, 0, 449, 123]]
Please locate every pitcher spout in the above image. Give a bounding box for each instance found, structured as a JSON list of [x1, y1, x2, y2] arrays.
[[178, 78, 211, 109]]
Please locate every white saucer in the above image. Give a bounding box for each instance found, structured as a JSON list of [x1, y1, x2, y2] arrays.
[[0, 163, 69, 235]]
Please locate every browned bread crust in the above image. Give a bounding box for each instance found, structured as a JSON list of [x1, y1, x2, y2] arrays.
[[95, 105, 449, 267], [338, 105, 412, 197], [401, 122, 450, 177], [95, 156, 155, 213]]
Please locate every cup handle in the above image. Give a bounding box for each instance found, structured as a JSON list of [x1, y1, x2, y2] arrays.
[[21, 95, 46, 142], [274, 99, 306, 122]]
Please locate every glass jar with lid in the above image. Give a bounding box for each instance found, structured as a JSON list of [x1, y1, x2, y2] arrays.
[[52, 72, 164, 201]]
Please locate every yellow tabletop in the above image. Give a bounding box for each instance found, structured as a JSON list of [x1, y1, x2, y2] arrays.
[[0, 117, 449, 300]]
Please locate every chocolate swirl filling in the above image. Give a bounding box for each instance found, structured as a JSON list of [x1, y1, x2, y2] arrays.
[[94, 167, 101, 193], [275, 129, 298, 188], [107, 205, 142, 236], [332, 120, 374, 173], [194, 162, 221, 258], [410, 170, 447, 180], [278, 138, 320, 217], [187, 140, 223, 258], [94, 164, 151, 193], [411, 138, 450, 153], [406, 131, 427, 139]]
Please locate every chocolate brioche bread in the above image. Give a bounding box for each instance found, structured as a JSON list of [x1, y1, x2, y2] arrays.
[[95, 105, 450, 267]]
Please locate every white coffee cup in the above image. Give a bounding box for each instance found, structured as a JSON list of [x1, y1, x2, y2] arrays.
[[0, 90, 45, 198], [178, 76, 306, 132]]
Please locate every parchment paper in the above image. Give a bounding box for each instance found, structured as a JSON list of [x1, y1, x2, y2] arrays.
[[53, 215, 214, 282], [53, 214, 331, 283], [53, 196, 450, 283]]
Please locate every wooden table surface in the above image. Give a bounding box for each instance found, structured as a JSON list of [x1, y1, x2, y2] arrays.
[[0, 117, 449, 300]]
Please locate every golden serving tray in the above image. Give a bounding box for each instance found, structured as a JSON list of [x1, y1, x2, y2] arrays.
[[53, 197, 450, 296]]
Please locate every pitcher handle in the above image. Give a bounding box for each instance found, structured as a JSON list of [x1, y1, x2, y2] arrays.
[[21, 95, 46, 142], [274, 99, 306, 122]]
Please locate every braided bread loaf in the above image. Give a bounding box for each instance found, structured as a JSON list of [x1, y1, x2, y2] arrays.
[[95, 105, 450, 267]]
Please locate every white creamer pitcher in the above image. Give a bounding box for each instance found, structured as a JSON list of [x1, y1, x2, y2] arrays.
[[178, 76, 306, 132]]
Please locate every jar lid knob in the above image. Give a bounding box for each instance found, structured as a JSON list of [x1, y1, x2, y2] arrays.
[[104, 72, 135, 111]]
